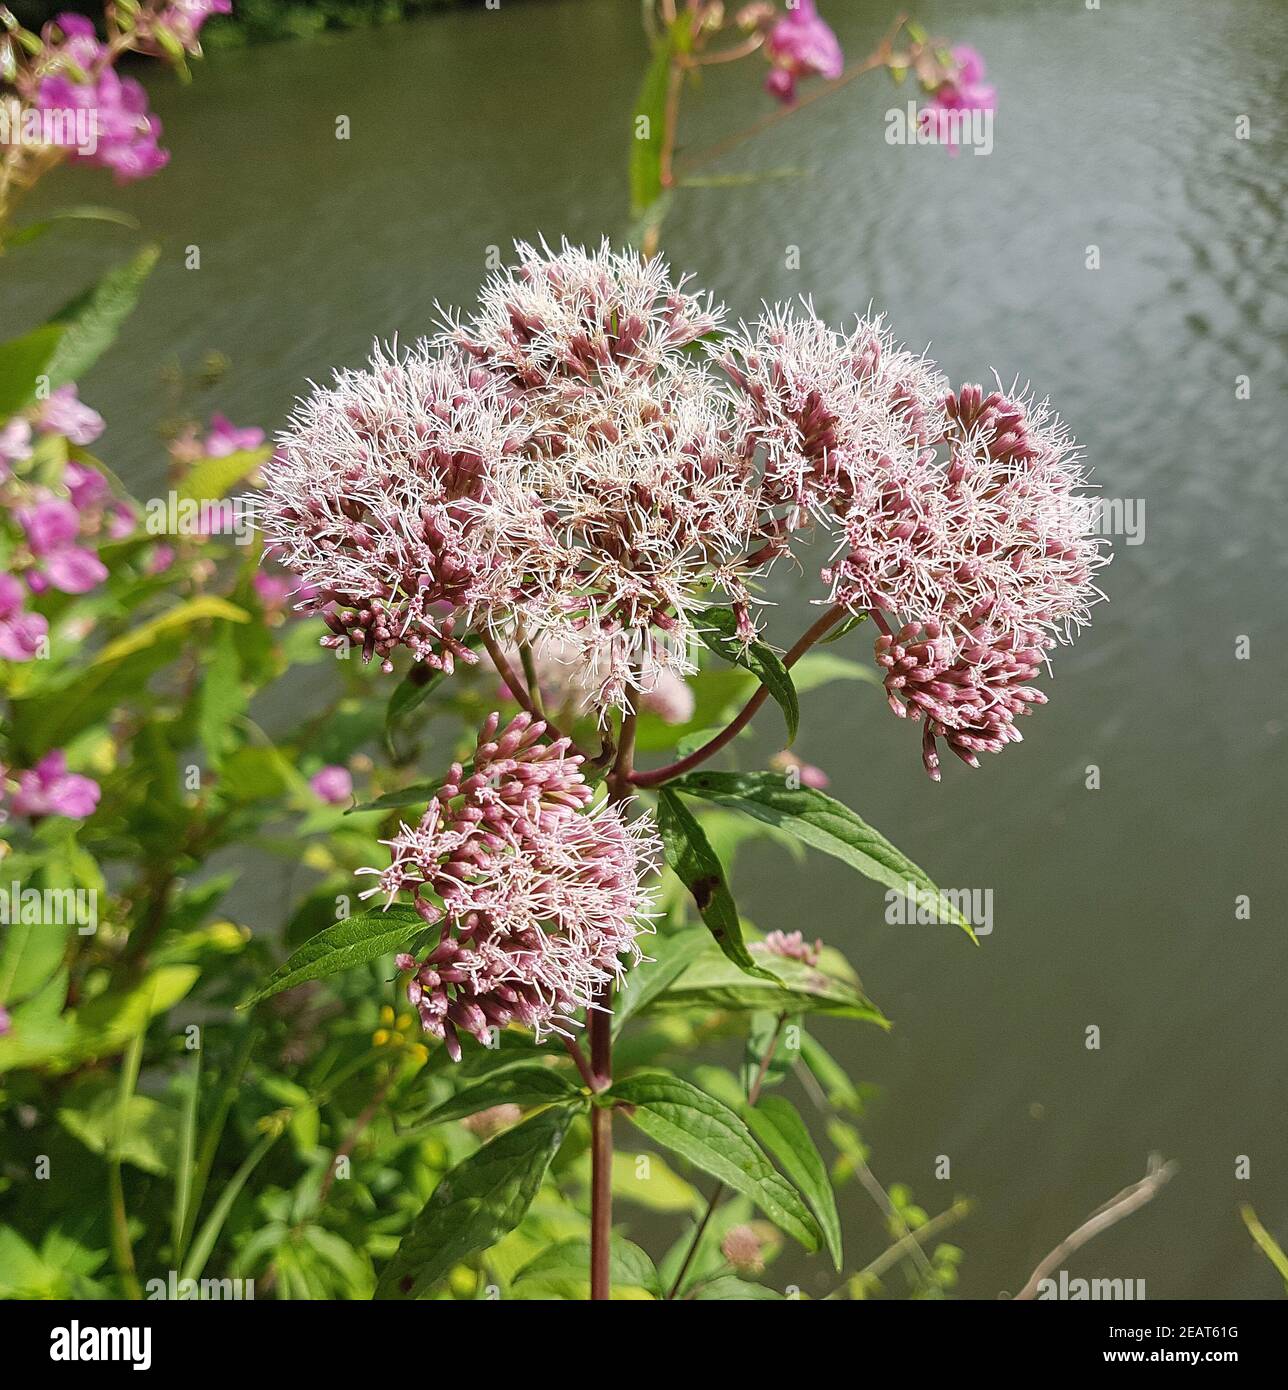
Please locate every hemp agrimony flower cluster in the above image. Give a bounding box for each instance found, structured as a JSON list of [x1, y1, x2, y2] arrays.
[[263, 239, 1107, 774], [259, 239, 1107, 1061]]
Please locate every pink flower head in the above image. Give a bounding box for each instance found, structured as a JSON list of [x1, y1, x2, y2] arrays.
[[310, 765, 354, 805], [9, 750, 100, 819], [0, 1005, 10, 1037], [722, 1224, 766, 1275], [37, 385, 104, 446], [35, 58, 169, 185], [0, 574, 48, 662], [366, 712, 660, 1059], [19, 497, 80, 554], [769, 749, 829, 788], [204, 414, 265, 458], [19, 495, 108, 594], [763, 0, 844, 106], [723, 305, 1107, 778], [919, 45, 996, 155], [262, 342, 529, 675], [453, 241, 764, 717], [156, 0, 232, 53]]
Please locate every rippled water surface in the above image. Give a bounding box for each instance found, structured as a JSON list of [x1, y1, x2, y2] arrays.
[[11, 0, 1287, 1297]]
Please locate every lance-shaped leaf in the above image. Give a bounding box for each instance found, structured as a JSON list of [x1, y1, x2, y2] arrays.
[[648, 944, 888, 1026], [656, 789, 772, 979], [375, 1103, 577, 1299], [345, 783, 439, 816], [611, 1072, 820, 1251], [742, 1095, 842, 1270], [45, 244, 159, 387], [241, 906, 431, 1008], [697, 606, 799, 744], [416, 1064, 584, 1125], [669, 770, 975, 939]]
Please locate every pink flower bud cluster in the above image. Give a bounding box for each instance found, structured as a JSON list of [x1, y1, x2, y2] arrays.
[[361, 712, 660, 1059]]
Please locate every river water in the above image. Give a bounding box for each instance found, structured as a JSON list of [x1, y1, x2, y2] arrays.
[[9, 0, 1287, 1297]]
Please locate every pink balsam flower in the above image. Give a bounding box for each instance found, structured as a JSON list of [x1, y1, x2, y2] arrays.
[[0, 574, 48, 662], [9, 750, 101, 819], [919, 45, 996, 155], [763, 0, 843, 105]]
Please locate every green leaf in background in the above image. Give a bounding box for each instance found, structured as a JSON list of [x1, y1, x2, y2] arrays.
[[656, 788, 772, 980], [611, 1071, 820, 1251], [375, 1102, 577, 1299], [45, 245, 159, 388], [789, 649, 881, 694], [90, 596, 249, 668], [818, 611, 870, 645], [697, 606, 799, 743], [57, 1091, 180, 1177], [512, 1235, 661, 1300], [1, 205, 139, 251], [241, 905, 431, 1008], [651, 943, 888, 1025], [669, 770, 975, 940], [629, 37, 672, 217], [0, 324, 64, 417], [176, 445, 272, 505], [197, 622, 247, 769], [345, 782, 439, 815], [612, 926, 709, 1036], [741, 1094, 842, 1270], [418, 1064, 584, 1125], [692, 1274, 785, 1299]]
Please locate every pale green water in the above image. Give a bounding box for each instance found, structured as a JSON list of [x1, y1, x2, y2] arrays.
[[8, 0, 1287, 1297]]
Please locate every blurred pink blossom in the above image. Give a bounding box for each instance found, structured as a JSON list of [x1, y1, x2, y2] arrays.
[[204, 414, 265, 458], [9, 750, 100, 819], [0, 574, 48, 662], [37, 385, 104, 446], [310, 765, 354, 805], [763, 1, 843, 106]]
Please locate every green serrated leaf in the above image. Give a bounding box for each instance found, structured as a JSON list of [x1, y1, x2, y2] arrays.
[[375, 1103, 576, 1298], [611, 1071, 820, 1251], [697, 606, 799, 744], [669, 771, 975, 939], [656, 789, 771, 979], [241, 906, 430, 1008], [742, 1095, 842, 1270]]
